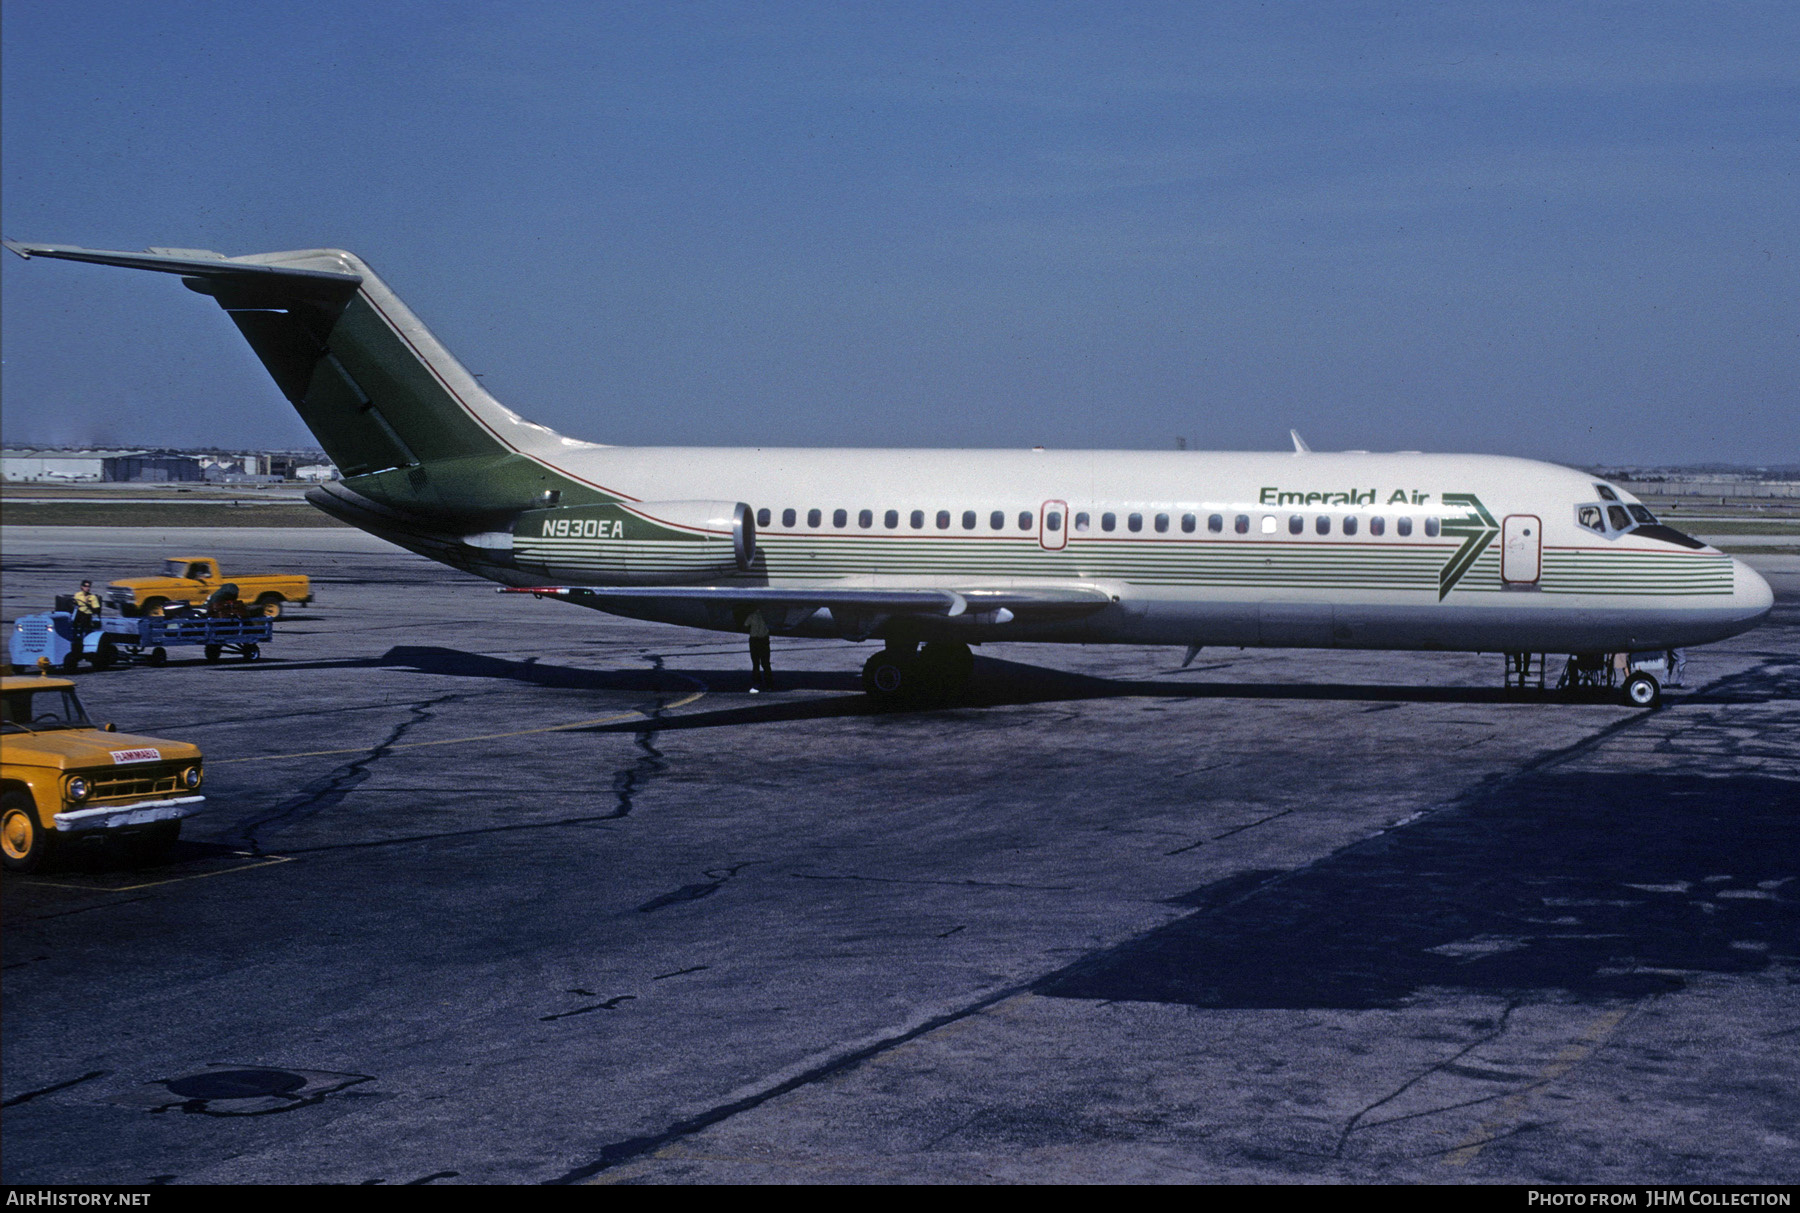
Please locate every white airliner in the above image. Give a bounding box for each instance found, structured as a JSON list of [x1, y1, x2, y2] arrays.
[[5, 242, 1773, 706]]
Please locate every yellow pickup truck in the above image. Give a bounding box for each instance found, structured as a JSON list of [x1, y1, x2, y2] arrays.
[[1, 673, 204, 871], [107, 556, 312, 618]]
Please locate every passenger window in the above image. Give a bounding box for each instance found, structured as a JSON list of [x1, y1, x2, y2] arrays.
[[833, 509, 848, 528], [1607, 505, 1631, 531], [858, 509, 873, 529], [807, 508, 822, 528], [1236, 514, 1250, 534], [990, 510, 1005, 531], [1260, 515, 1277, 534], [1021, 511, 1036, 530], [1181, 514, 1196, 533], [936, 510, 951, 530], [1343, 515, 1358, 536], [1288, 515, 1304, 535], [1370, 516, 1384, 536], [782, 508, 796, 528], [1577, 505, 1604, 533], [1315, 515, 1330, 535], [962, 510, 977, 530], [911, 510, 925, 529], [1424, 516, 1440, 538], [1074, 512, 1090, 531], [1397, 516, 1412, 536], [1101, 513, 1117, 532], [884, 509, 899, 529], [1208, 514, 1223, 533], [756, 507, 770, 527], [1154, 513, 1169, 533], [1128, 513, 1143, 532]]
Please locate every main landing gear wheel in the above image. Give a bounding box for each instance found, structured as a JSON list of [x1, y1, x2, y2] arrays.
[[1623, 672, 1662, 708], [916, 641, 974, 700], [862, 649, 913, 702], [861, 641, 974, 707], [2, 791, 52, 874]]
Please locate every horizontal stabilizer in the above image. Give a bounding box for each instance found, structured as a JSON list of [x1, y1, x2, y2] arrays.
[[3, 241, 362, 291]]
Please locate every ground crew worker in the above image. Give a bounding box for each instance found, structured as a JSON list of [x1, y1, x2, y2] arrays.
[[72, 579, 102, 649], [745, 608, 773, 693]]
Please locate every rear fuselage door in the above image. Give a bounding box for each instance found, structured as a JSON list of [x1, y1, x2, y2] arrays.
[[1040, 500, 1068, 550], [1502, 514, 1541, 584]]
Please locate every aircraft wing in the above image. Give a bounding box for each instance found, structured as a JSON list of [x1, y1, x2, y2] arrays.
[[501, 583, 1113, 620]]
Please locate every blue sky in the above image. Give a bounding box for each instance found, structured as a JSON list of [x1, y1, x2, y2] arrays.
[[3, 1, 1795, 464]]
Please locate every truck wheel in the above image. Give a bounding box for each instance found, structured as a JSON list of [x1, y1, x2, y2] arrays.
[[2, 791, 53, 874], [256, 594, 284, 619], [148, 647, 168, 666], [93, 638, 118, 670], [62, 653, 81, 674]]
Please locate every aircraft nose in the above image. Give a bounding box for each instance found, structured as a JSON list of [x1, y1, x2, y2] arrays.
[[1732, 557, 1775, 622]]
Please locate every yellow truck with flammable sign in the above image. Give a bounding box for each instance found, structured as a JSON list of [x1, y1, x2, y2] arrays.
[[107, 556, 312, 617], [1, 673, 204, 871]]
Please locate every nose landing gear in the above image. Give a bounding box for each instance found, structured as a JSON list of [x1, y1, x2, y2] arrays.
[[1555, 652, 1665, 708]]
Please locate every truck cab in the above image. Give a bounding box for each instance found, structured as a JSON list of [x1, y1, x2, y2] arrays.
[[1, 674, 205, 871]]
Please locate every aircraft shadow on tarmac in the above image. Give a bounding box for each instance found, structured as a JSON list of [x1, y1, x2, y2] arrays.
[[1036, 765, 1800, 1010], [234, 646, 1795, 734]]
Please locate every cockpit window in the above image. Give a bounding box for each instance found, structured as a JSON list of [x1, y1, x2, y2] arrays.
[[1607, 505, 1631, 531], [1577, 505, 1605, 533], [1595, 485, 1619, 502], [1627, 504, 1656, 525]]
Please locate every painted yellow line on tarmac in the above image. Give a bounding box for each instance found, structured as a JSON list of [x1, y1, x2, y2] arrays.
[[1442, 1006, 1632, 1167], [23, 854, 295, 893], [214, 690, 706, 765]]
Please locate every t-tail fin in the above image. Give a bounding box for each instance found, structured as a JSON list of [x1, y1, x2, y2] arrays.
[[3, 242, 576, 496]]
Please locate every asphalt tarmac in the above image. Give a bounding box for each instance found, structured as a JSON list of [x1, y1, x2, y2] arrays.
[[2, 527, 1795, 1185]]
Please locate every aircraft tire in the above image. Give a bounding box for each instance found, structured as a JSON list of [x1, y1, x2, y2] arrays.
[[862, 649, 915, 704], [1, 791, 53, 874], [1623, 672, 1661, 708], [916, 641, 974, 700]]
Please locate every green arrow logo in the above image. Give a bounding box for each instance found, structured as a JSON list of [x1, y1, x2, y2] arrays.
[[1437, 492, 1499, 599]]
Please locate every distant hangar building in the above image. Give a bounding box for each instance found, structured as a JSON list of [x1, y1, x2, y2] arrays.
[[1, 448, 204, 482]]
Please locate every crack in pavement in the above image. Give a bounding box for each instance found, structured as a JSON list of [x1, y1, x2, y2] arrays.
[[230, 695, 459, 852]]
